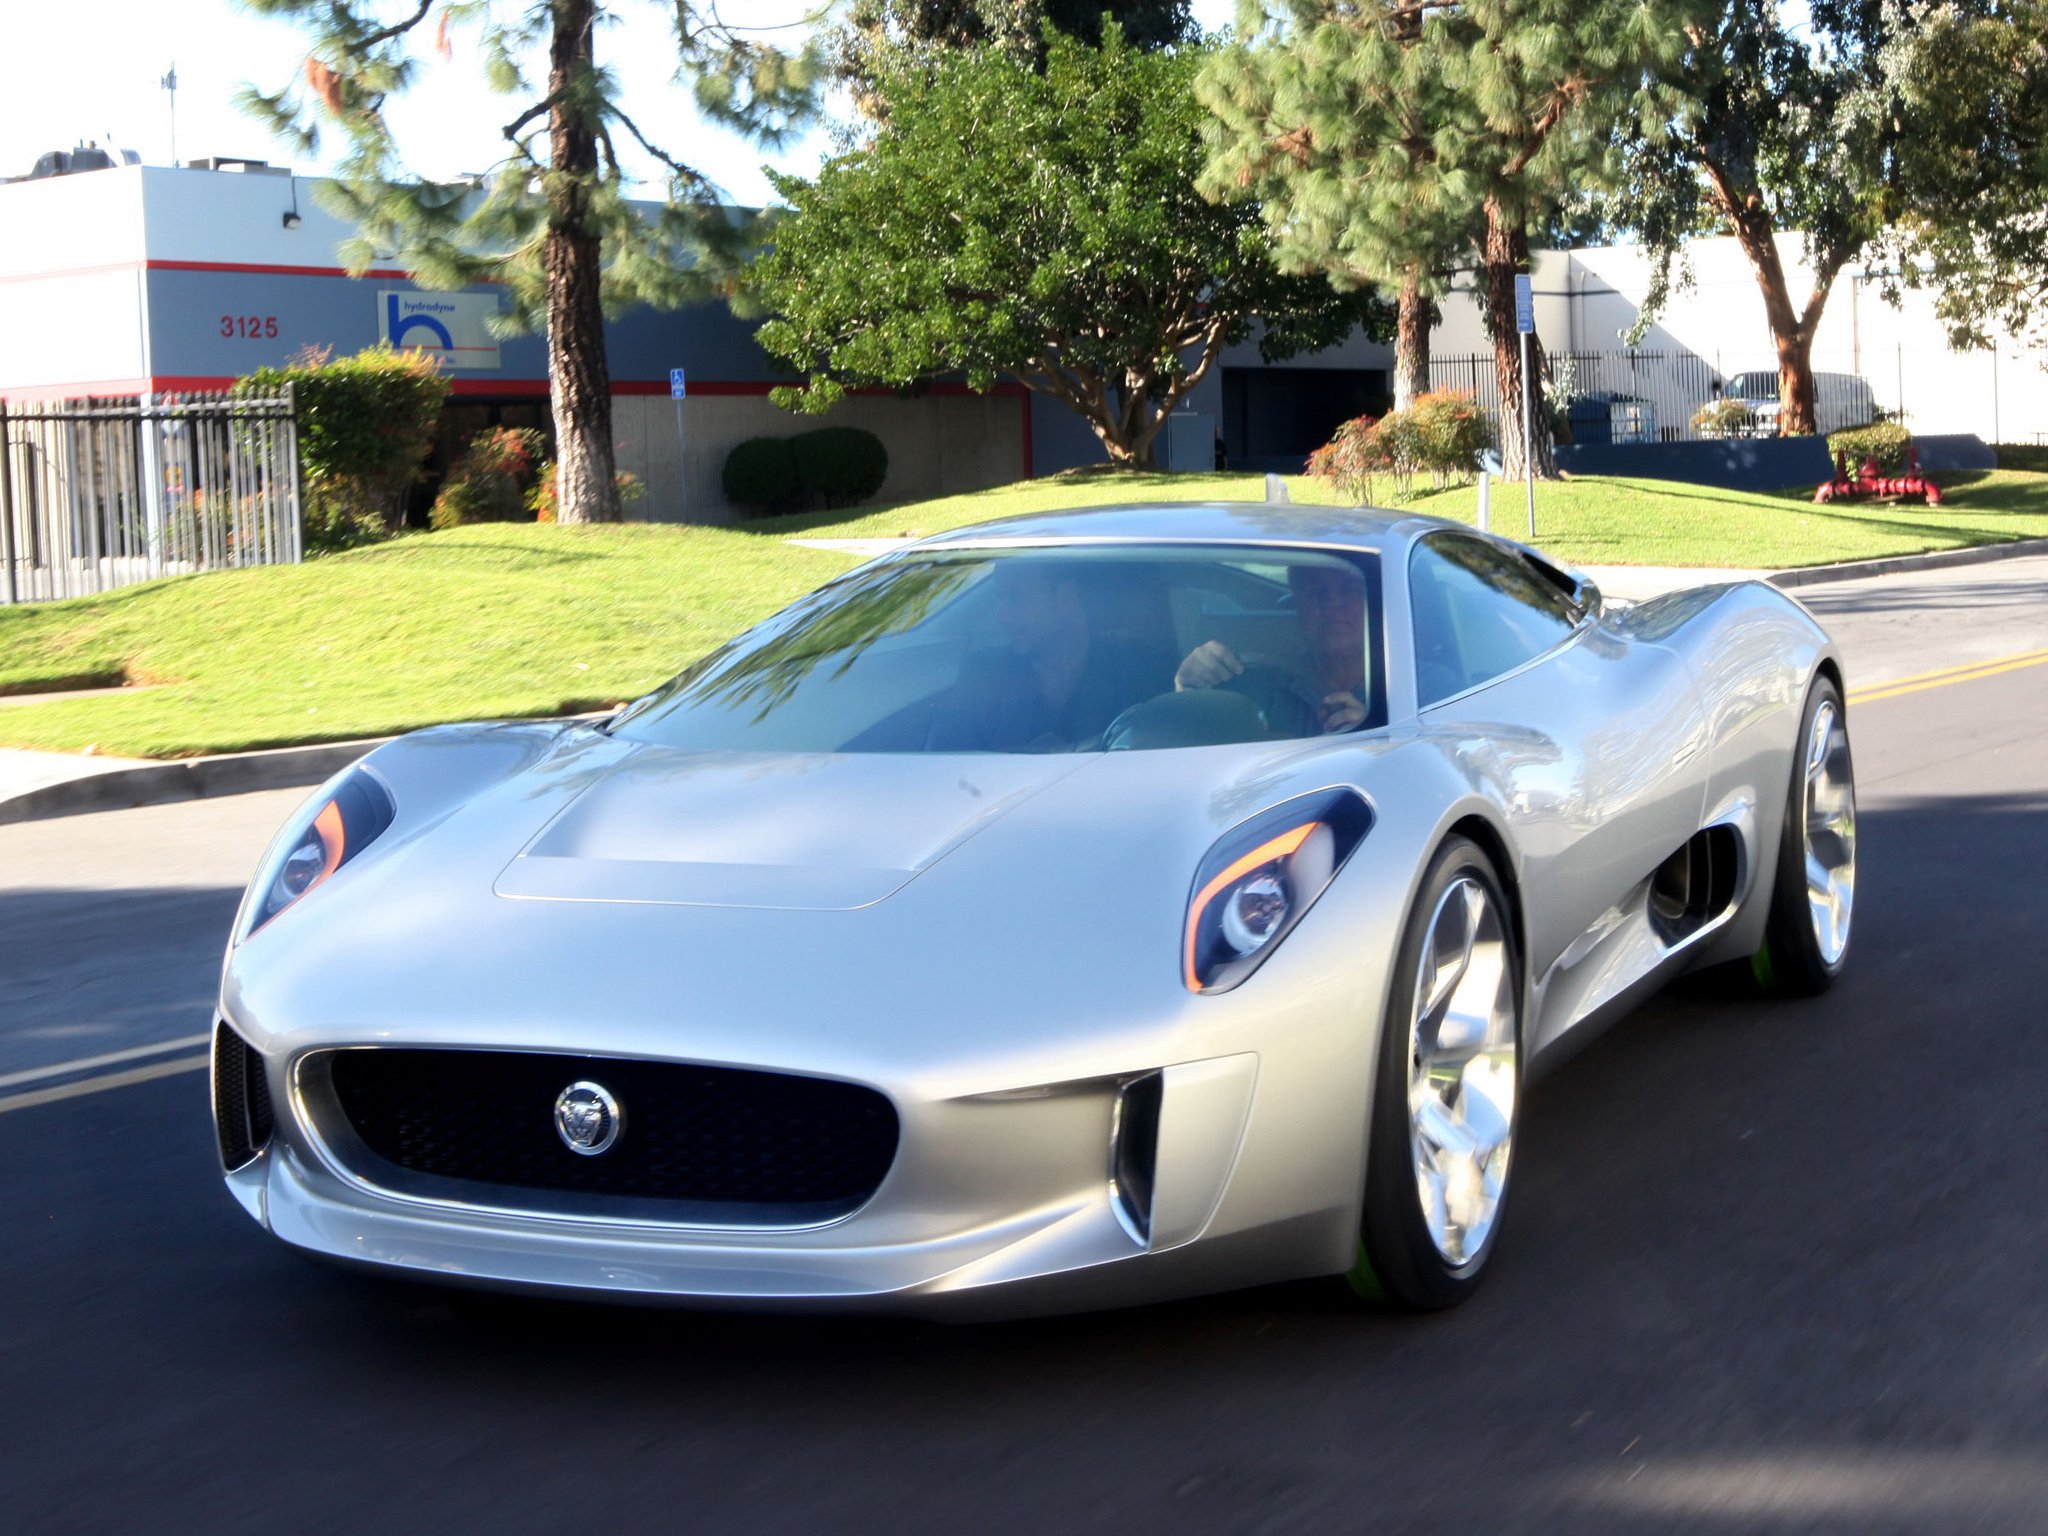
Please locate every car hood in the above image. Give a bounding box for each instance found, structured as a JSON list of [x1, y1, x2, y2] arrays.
[[493, 743, 1095, 911], [227, 721, 1419, 1079]]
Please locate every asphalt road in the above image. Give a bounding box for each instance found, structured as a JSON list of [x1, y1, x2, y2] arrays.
[[4, 559, 2046, 1535]]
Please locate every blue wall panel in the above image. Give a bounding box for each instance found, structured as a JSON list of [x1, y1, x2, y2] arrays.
[[1555, 436, 1835, 491]]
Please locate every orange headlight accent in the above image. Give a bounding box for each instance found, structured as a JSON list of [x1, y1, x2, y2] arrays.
[[312, 798, 347, 882], [1183, 820, 1320, 992]]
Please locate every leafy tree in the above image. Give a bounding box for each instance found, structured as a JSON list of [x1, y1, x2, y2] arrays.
[[1202, 2, 1689, 480], [240, 1, 819, 524], [1606, 0, 1934, 436], [752, 26, 1389, 469], [834, 0, 1194, 111], [1876, 0, 2048, 351]]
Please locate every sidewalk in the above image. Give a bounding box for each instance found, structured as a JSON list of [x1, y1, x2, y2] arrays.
[[0, 738, 390, 827]]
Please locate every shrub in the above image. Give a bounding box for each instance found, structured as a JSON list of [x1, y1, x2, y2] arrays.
[[722, 437, 805, 515], [525, 461, 646, 524], [1306, 391, 1486, 503], [791, 427, 889, 506], [430, 427, 546, 531], [1828, 420, 1912, 472], [235, 344, 449, 550], [1691, 397, 1756, 438]]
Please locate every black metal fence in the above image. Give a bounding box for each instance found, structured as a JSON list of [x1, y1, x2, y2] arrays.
[[1427, 349, 1890, 449], [1, 390, 302, 605]]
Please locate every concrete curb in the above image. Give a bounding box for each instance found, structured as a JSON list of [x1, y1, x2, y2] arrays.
[[0, 736, 392, 827], [6, 534, 2047, 828], [1765, 535, 2048, 589]]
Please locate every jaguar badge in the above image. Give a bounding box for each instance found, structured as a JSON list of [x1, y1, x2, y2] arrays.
[[554, 1080, 622, 1156]]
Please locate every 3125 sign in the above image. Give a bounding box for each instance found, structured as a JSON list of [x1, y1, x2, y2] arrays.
[[220, 315, 280, 339]]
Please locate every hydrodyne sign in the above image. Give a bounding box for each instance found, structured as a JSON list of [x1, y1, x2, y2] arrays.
[[379, 290, 502, 369]]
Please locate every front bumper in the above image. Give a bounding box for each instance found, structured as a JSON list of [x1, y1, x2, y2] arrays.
[[217, 1025, 1370, 1318]]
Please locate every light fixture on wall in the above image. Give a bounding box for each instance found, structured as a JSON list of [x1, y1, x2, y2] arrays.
[[282, 175, 302, 230]]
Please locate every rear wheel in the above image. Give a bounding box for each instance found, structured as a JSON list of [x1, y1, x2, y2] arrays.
[[1752, 676, 1856, 997], [1349, 837, 1522, 1310]]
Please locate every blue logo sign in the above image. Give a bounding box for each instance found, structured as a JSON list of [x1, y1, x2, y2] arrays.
[[670, 368, 687, 400], [386, 293, 454, 351], [1513, 275, 1535, 335]]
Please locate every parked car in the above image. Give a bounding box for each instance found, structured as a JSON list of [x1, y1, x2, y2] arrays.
[[1719, 370, 1879, 436], [212, 504, 1856, 1317]]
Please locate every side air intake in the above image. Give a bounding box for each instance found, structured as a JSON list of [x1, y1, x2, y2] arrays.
[[213, 1022, 274, 1170]]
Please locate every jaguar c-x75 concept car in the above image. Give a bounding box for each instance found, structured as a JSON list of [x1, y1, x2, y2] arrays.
[[212, 504, 1855, 1315]]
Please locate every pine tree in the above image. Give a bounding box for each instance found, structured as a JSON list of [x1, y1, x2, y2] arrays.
[[241, 1, 818, 524], [1200, 1, 1691, 481], [1198, 2, 1468, 412]]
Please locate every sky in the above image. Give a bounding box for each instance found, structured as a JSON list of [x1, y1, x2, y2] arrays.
[[2, 0, 1236, 205]]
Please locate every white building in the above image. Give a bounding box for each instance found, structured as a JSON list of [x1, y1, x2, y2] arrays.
[[1431, 234, 2048, 447]]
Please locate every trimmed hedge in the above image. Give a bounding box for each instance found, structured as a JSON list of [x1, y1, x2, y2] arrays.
[[1828, 420, 1912, 472], [723, 437, 805, 513], [794, 427, 889, 504], [724, 427, 888, 515], [235, 344, 448, 550]]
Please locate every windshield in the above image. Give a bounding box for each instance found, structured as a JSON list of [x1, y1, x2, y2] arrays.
[[1730, 372, 1780, 400], [608, 544, 1386, 754]]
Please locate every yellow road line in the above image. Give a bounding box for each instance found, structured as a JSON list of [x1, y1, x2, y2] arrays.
[[1850, 646, 2048, 704], [0, 1033, 209, 1092], [0, 1053, 209, 1115]]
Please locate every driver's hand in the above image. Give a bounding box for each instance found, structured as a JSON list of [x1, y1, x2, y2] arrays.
[[1175, 641, 1244, 691], [1320, 691, 1367, 733]]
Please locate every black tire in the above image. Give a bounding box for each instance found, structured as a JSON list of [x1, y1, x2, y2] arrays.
[[1751, 675, 1856, 998], [1349, 836, 1523, 1310]]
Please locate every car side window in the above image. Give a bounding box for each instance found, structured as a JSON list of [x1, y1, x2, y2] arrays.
[[1409, 534, 1583, 707]]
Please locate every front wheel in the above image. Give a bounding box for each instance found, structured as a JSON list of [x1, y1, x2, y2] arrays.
[[1751, 675, 1857, 997], [1349, 837, 1522, 1310]]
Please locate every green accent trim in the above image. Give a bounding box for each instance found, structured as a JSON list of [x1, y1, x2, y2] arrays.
[[1345, 1237, 1388, 1303], [1750, 937, 1778, 992]]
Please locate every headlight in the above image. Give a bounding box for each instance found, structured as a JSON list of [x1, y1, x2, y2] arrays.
[[1183, 789, 1372, 993], [238, 767, 396, 940]]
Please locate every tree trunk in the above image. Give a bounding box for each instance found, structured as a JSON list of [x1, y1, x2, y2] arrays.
[[1704, 163, 1824, 437], [544, 0, 623, 525], [1482, 201, 1555, 481], [1394, 270, 1431, 412]]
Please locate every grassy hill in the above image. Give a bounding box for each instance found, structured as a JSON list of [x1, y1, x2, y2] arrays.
[[4, 465, 2043, 758]]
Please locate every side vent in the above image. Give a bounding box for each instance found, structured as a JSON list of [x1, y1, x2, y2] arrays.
[[1111, 1073, 1163, 1244], [1647, 826, 1742, 946], [213, 1022, 274, 1170]]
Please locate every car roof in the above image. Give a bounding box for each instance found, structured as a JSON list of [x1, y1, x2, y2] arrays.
[[912, 500, 1455, 554]]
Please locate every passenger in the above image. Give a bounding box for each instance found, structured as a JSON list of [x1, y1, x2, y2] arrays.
[[1174, 562, 1369, 734]]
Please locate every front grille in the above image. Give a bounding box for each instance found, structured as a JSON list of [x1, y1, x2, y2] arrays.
[[320, 1048, 899, 1225], [213, 1022, 273, 1169]]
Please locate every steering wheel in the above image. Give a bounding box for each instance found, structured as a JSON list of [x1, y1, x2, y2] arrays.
[[1221, 663, 1328, 739]]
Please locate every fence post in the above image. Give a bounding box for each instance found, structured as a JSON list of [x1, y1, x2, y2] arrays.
[[139, 390, 166, 577], [0, 397, 15, 606], [281, 383, 304, 563]]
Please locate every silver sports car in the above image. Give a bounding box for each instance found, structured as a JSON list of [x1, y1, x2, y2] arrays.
[[211, 504, 1855, 1315]]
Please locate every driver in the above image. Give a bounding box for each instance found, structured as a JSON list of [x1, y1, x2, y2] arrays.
[[1174, 561, 1369, 734]]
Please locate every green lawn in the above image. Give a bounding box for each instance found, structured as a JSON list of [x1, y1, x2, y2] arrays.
[[0, 524, 865, 758], [4, 462, 2045, 759], [1365, 469, 2048, 568]]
